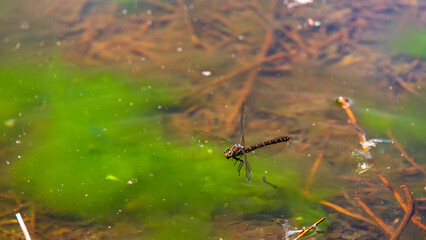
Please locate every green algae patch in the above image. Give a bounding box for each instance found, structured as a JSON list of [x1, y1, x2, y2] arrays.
[[392, 28, 426, 58], [2, 62, 175, 218], [2, 61, 325, 237]]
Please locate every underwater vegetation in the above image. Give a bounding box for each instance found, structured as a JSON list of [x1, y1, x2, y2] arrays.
[[1, 60, 325, 238], [392, 28, 426, 58]]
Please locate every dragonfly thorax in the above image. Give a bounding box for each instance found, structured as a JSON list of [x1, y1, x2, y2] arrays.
[[224, 144, 244, 159]]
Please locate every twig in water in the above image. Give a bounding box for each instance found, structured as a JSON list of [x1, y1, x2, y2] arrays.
[[390, 185, 415, 240], [387, 129, 425, 174], [293, 217, 326, 240], [16, 213, 31, 240], [355, 197, 393, 236], [320, 200, 377, 226], [304, 133, 330, 196]]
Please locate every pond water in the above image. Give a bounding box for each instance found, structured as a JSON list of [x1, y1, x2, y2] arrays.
[[0, 0, 425, 239]]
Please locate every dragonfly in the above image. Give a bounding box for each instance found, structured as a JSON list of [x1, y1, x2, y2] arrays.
[[195, 102, 292, 182]]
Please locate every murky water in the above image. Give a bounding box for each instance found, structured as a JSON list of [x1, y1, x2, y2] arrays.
[[0, 0, 425, 239]]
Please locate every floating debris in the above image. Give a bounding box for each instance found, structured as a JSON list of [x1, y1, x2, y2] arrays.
[[4, 118, 16, 127]]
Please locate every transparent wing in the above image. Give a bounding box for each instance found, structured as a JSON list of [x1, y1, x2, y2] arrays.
[[239, 102, 252, 182], [239, 102, 245, 146], [243, 150, 253, 182], [192, 130, 234, 145]]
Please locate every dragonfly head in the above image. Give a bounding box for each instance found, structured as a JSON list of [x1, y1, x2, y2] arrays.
[[224, 147, 233, 159]]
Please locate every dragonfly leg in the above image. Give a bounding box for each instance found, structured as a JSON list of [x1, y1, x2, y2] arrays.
[[238, 161, 244, 176], [233, 157, 244, 176]]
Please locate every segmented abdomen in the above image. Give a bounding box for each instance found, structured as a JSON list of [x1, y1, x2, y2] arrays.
[[245, 136, 291, 152]]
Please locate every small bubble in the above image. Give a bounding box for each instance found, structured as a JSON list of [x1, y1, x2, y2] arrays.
[[201, 71, 212, 76], [177, 47, 183, 52], [158, 105, 162, 109], [122, 9, 128, 14]]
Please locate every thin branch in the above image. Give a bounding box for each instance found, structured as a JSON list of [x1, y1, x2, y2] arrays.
[[387, 129, 425, 174], [355, 197, 394, 236], [390, 185, 415, 240], [320, 200, 377, 226], [304, 133, 331, 196]]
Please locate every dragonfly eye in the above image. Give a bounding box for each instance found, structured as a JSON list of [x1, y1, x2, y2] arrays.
[[224, 148, 233, 159]]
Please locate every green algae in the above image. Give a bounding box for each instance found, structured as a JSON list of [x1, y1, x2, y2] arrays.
[[392, 28, 426, 58], [1, 60, 326, 238]]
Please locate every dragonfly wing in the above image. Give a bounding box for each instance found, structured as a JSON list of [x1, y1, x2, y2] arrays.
[[239, 102, 246, 146], [239, 102, 252, 182], [192, 130, 234, 145], [243, 150, 253, 182]]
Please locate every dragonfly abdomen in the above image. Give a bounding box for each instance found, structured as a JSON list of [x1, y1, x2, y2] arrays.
[[246, 136, 291, 152]]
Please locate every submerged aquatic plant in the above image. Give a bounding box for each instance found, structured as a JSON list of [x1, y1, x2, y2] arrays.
[[392, 28, 426, 58], [1, 61, 326, 238]]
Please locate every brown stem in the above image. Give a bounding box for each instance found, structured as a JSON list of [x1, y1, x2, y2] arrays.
[[181, 51, 286, 102], [320, 200, 378, 226], [226, 0, 278, 125], [176, 0, 212, 50], [304, 133, 331, 196], [355, 197, 394, 236], [387, 129, 425, 174], [390, 185, 415, 240]]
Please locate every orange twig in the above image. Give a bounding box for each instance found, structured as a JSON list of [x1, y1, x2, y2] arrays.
[[377, 175, 407, 211], [387, 129, 425, 174], [304, 133, 331, 195], [294, 217, 326, 240], [390, 185, 415, 240], [336, 97, 369, 152], [320, 200, 377, 226], [355, 197, 394, 236]]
